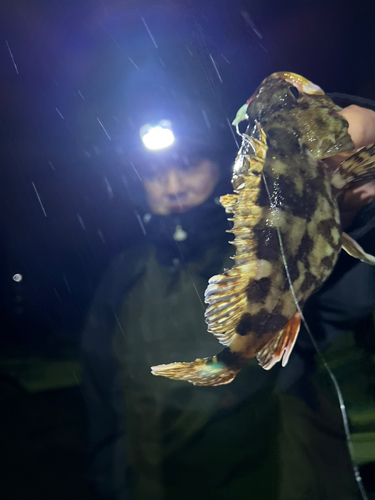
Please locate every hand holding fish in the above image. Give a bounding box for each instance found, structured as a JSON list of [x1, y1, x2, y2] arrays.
[[335, 105, 375, 228], [341, 105, 375, 150]]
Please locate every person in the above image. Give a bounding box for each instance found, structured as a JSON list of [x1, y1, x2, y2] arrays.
[[81, 102, 375, 500]]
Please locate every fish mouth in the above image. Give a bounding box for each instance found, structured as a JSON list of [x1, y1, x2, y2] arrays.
[[271, 72, 325, 96]]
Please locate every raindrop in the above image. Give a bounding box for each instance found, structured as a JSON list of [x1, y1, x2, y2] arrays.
[[209, 54, 223, 83], [103, 177, 114, 198], [128, 57, 139, 69], [201, 109, 211, 129], [6, 40, 19, 74], [13, 273, 22, 282], [97, 229, 105, 244], [32, 182, 47, 217], [63, 275, 72, 294], [134, 210, 146, 235], [77, 213, 86, 230], [53, 288, 63, 302], [97, 117, 111, 140], [55, 108, 64, 119], [241, 11, 263, 39], [141, 17, 158, 48]]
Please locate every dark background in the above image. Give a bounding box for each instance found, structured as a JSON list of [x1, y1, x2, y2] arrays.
[[1, 0, 375, 350], [0, 1, 375, 498]]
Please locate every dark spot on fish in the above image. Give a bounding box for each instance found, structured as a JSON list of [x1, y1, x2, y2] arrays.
[[315, 117, 325, 128], [267, 129, 301, 156], [216, 348, 244, 369], [321, 255, 334, 269], [247, 309, 269, 337], [246, 277, 272, 303], [235, 313, 253, 336], [317, 219, 341, 250], [274, 173, 320, 221], [254, 227, 280, 261], [266, 128, 278, 140], [266, 313, 288, 333], [295, 233, 314, 267], [240, 309, 288, 338], [300, 271, 318, 293]]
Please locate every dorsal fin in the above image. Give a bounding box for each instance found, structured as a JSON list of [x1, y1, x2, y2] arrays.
[[204, 125, 268, 347]]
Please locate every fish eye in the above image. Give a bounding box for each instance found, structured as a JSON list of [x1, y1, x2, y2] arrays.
[[289, 86, 299, 99]]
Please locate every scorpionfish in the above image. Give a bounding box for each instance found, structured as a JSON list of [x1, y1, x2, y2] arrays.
[[151, 72, 375, 386]]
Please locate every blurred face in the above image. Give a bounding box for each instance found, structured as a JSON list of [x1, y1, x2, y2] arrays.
[[144, 160, 220, 215]]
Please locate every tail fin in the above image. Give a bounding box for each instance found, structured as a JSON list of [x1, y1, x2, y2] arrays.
[[151, 354, 241, 386]]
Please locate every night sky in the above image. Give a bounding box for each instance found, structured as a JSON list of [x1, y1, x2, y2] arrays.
[[1, 0, 375, 347]]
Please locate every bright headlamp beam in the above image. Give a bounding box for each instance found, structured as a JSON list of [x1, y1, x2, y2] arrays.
[[141, 126, 175, 150]]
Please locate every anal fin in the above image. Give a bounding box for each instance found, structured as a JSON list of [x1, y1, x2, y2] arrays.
[[257, 313, 301, 370], [342, 232, 375, 265]]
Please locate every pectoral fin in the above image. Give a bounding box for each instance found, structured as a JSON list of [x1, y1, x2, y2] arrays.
[[331, 144, 375, 190], [342, 232, 375, 265], [257, 313, 301, 370]]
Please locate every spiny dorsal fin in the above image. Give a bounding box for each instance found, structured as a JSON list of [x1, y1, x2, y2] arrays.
[[331, 144, 375, 190], [204, 126, 268, 347]]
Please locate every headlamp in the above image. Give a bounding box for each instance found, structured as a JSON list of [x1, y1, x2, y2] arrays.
[[140, 120, 175, 151]]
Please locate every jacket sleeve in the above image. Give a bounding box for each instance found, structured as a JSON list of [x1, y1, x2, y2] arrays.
[[81, 248, 145, 500]]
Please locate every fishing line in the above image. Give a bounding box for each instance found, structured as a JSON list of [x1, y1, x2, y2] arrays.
[[259, 165, 369, 500]]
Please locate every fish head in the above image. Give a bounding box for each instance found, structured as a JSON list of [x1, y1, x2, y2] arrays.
[[245, 72, 355, 160]]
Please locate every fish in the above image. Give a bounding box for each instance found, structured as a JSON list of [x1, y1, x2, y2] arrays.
[[151, 72, 375, 386]]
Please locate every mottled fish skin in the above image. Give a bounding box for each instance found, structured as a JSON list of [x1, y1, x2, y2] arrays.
[[225, 75, 353, 360], [151, 73, 359, 386]]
